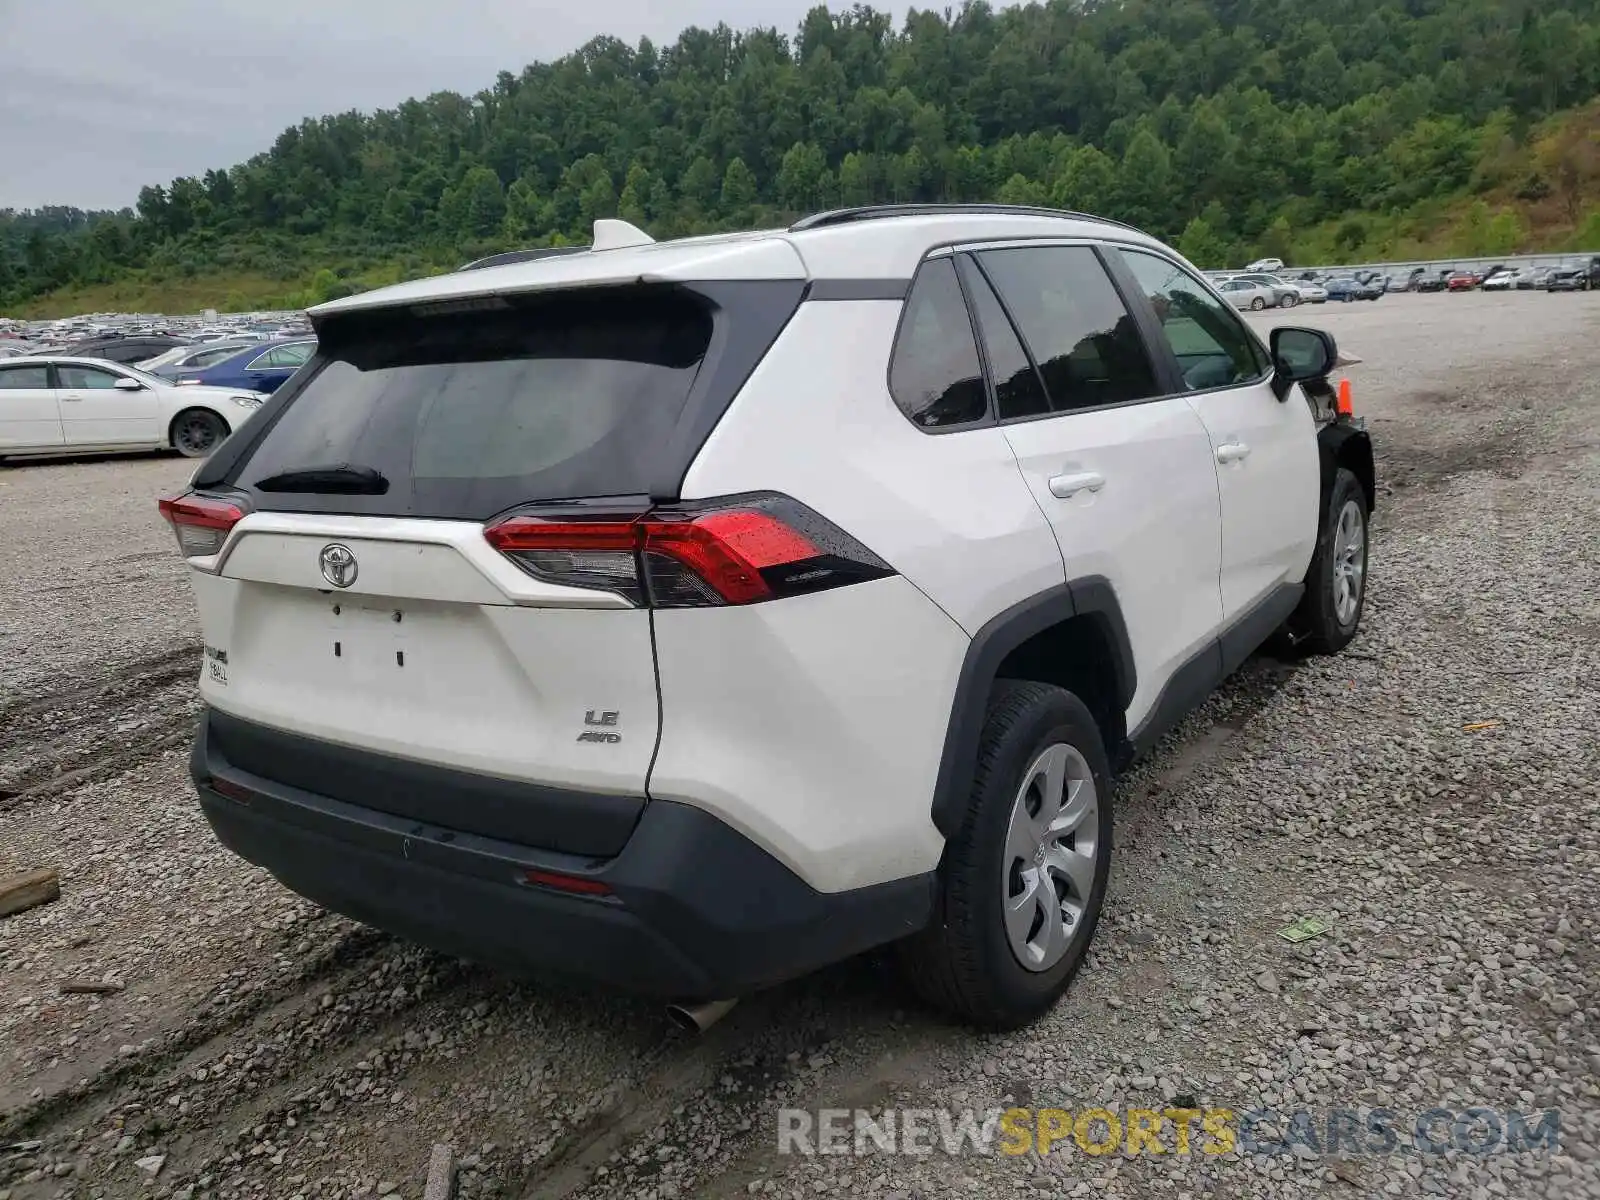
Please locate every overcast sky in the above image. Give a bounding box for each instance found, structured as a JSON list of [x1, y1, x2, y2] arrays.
[[0, 0, 915, 213]]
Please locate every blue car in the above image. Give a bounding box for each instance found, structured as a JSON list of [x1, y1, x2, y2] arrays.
[[176, 339, 316, 393]]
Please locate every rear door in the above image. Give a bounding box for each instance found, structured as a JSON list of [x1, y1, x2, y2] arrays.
[[182, 283, 794, 809], [960, 243, 1225, 735], [56, 363, 162, 447], [0, 362, 63, 450]]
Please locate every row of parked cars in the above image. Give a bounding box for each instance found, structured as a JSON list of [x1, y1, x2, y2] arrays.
[[1414, 260, 1600, 292], [1209, 254, 1600, 310]]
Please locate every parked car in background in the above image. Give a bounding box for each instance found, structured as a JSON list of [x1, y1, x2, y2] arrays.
[[1546, 267, 1592, 292], [1446, 271, 1481, 292], [1385, 275, 1412, 293], [1325, 276, 1362, 301], [1356, 276, 1388, 301], [176, 339, 316, 394], [140, 340, 260, 379], [1295, 280, 1329, 303], [1518, 268, 1551, 290], [0, 357, 266, 460], [1233, 273, 1303, 307], [1218, 278, 1277, 310], [1245, 256, 1285, 272], [41, 334, 192, 364], [1481, 270, 1518, 292], [1415, 271, 1451, 293]]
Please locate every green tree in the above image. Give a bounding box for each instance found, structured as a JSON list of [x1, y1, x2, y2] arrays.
[[721, 157, 758, 214], [1176, 216, 1229, 268]]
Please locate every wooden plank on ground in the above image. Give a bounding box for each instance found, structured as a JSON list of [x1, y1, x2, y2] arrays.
[[0, 868, 61, 918]]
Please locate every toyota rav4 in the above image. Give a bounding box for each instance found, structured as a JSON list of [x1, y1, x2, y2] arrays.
[[160, 205, 1374, 1029]]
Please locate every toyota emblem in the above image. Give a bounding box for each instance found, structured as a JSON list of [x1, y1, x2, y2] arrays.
[[319, 543, 359, 588]]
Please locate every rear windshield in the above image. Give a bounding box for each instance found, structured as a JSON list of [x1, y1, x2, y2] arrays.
[[230, 289, 714, 520]]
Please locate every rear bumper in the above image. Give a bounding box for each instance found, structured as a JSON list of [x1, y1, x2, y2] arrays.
[[191, 709, 934, 999]]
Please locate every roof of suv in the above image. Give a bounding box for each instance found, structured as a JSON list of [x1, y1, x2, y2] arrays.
[[310, 205, 1169, 319]]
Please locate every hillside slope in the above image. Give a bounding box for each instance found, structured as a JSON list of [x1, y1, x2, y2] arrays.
[[5, 0, 1600, 315]]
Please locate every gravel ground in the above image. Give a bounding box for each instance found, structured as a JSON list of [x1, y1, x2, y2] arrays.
[[1, 292, 1596, 1200]]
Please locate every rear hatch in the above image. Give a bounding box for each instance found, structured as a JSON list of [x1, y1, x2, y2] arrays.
[[166, 280, 804, 851]]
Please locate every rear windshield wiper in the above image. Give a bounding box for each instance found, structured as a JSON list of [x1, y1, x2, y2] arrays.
[[252, 463, 389, 494]]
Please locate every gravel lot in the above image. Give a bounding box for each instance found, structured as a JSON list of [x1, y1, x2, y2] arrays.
[[2, 292, 1597, 1200]]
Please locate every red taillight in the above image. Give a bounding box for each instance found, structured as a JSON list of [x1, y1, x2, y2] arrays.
[[484, 492, 891, 608], [158, 493, 246, 558], [522, 869, 613, 897]]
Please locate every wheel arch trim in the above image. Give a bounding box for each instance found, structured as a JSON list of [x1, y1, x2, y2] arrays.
[[930, 578, 1136, 839], [1319, 422, 1374, 515]]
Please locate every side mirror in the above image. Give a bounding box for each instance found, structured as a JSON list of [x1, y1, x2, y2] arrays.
[[113, 377, 144, 391], [1269, 326, 1338, 400]]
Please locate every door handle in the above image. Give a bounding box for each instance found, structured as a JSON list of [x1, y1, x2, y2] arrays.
[[1048, 470, 1106, 499], [1215, 442, 1251, 464], [60, 395, 84, 403]]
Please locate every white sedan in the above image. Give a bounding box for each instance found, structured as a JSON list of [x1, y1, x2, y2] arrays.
[[0, 356, 267, 461]]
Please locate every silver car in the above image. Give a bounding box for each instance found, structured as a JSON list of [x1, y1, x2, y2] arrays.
[[1218, 279, 1277, 311], [1232, 273, 1303, 307]]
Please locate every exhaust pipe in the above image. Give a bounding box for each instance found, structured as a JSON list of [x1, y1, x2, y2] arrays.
[[666, 998, 738, 1033]]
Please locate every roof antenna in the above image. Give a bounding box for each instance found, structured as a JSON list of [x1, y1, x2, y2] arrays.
[[592, 219, 656, 252]]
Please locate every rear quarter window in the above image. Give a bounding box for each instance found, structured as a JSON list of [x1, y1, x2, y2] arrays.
[[888, 257, 989, 431]]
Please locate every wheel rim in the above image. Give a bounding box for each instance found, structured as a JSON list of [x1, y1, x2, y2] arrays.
[[178, 415, 220, 455], [1332, 498, 1366, 627], [1002, 743, 1099, 973]]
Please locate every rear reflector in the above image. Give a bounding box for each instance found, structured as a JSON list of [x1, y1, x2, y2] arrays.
[[158, 493, 246, 558], [484, 492, 893, 608], [522, 869, 613, 897]]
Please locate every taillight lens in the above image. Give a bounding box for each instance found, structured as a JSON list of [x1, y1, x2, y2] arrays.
[[158, 492, 246, 558], [484, 492, 894, 608]]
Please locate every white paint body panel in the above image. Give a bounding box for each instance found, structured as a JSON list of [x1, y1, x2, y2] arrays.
[[189, 513, 659, 797], [0, 382, 64, 448], [1185, 381, 1321, 621], [649, 576, 968, 892], [1001, 399, 1225, 730], [679, 302, 1066, 636]]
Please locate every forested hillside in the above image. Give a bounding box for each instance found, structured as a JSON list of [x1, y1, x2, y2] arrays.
[[5, 0, 1600, 314]]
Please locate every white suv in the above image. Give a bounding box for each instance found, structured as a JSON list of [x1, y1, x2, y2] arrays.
[[161, 206, 1374, 1029]]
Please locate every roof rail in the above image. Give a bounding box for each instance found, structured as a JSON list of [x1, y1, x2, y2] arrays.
[[457, 246, 589, 272], [788, 203, 1143, 235]]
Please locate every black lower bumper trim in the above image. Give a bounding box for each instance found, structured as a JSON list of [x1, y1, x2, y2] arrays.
[[205, 708, 644, 858], [192, 710, 934, 998]]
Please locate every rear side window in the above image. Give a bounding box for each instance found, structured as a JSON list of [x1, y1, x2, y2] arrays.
[[975, 247, 1161, 412], [231, 288, 715, 520], [247, 344, 314, 370], [0, 365, 49, 389], [888, 258, 988, 430], [1119, 249, 1270, 390]]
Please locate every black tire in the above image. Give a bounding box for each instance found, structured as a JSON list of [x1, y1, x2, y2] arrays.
[[897, 680, 1113, 1030], [171, 408, 229, 458], [1250, 297, 1265, 310], [1288, 466, 1370, 655]]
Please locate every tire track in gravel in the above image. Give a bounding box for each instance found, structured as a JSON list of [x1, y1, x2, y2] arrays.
[[0, 644, 202, 806]]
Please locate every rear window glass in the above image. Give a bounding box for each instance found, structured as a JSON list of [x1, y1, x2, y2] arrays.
[[233, 289, 714, 520]]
